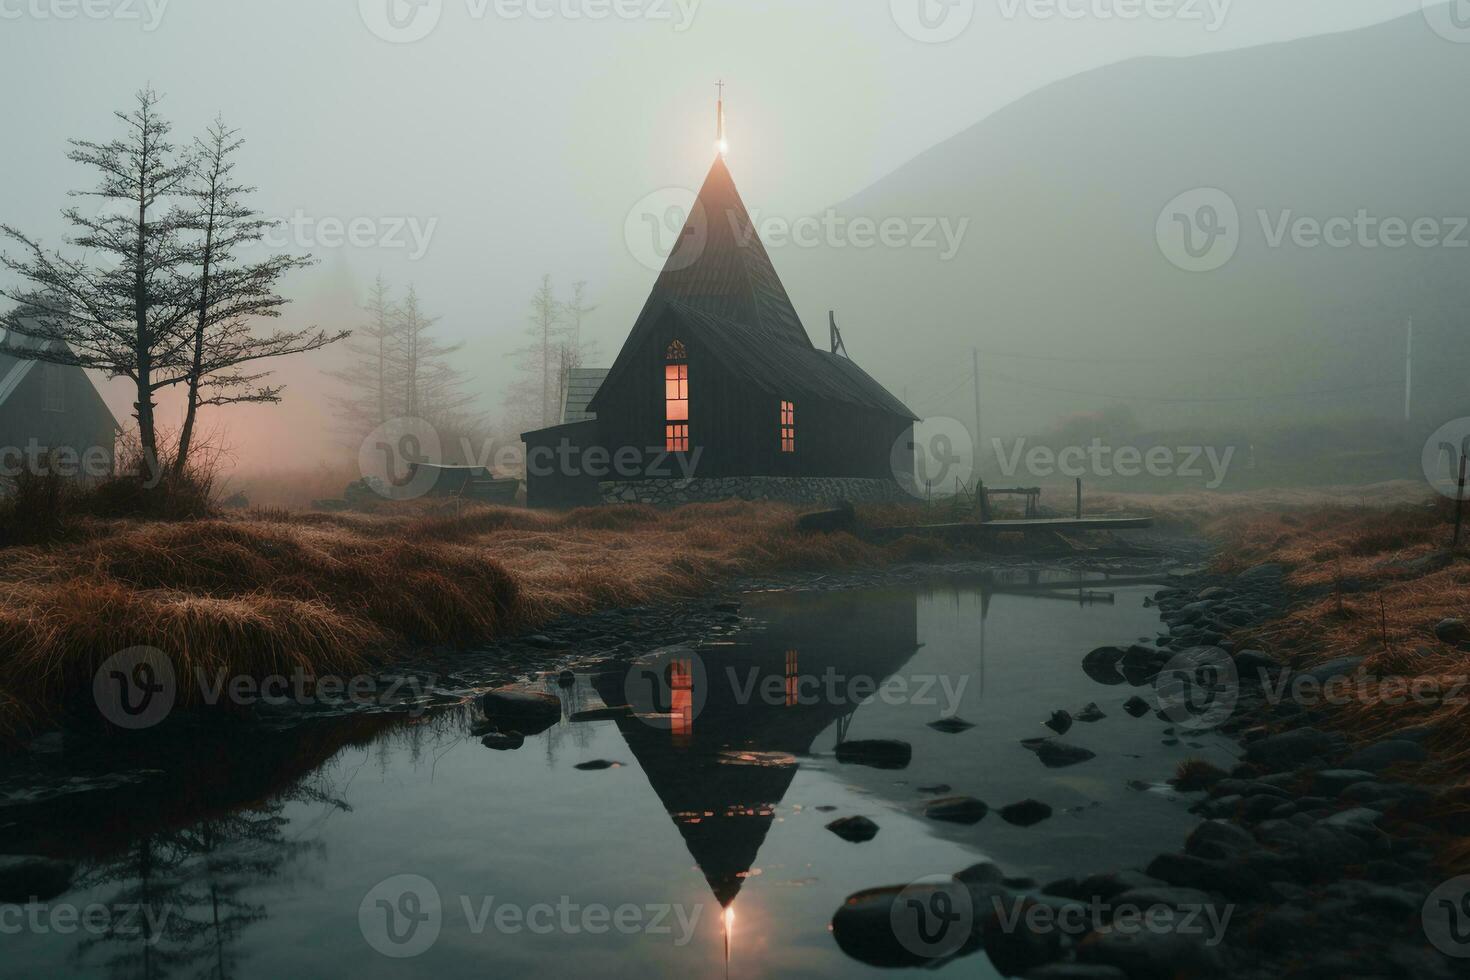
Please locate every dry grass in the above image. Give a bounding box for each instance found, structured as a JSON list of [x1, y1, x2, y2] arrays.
[[1207, 494, 1470, 849], [0, 498, 952, 740]]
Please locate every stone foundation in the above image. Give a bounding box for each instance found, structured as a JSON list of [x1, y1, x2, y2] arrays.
[[597, 476, 912, 507]]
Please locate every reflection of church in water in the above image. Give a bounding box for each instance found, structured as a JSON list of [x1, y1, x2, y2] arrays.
[[589, 589, 920, 911]]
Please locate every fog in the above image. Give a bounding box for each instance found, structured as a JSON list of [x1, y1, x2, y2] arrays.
[[0, 0, 1457, 484]]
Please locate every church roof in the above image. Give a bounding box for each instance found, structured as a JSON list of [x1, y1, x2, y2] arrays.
[[639, 155, 812, 347], [588, 156, 914, 420]]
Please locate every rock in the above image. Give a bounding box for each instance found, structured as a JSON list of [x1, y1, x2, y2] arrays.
[[1244, 727, 1338, 769], [480, 731, 525, 750], [573, 759, 621, 770], [0, 856, 75, 902], [1082, 647, 1128, 685], [1197, 586, 1228, 600], [826, 815, 880, 843], [1022, 739, 1096, 768], [1045, 710, 1073, 734], [982, 896, 1065, 975], [1342, 739, 1426, 771], [1323, 807, 1382, 830], [1185, 819, 1255, 858], [1069, 870, 1166, 902], [835, 739, 912, 770], [830, 884, 979, 968], [712, 601, 741, 613], [1000, 799, 1053, 826], [1300, 656, 1364, 685], [1232, 649, 1276, 677], [925, 796, 990, 824], [526, 634, 558, 649], [928, 716, 976, 734], [1237, 562, 1284, 583], [1123, 696, 1152, 718], [1312, 769, 1378, 795], [917, 783, 952, 794], [555, 669, 576, 687], [1075, 702, 1107, 723], [1434, 617, 1469, 645], [481, 686, 561, 722], [1077, 921, 1221, 980]]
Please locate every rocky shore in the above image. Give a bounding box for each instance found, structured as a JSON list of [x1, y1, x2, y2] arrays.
[[832, 560, 1464, 979]]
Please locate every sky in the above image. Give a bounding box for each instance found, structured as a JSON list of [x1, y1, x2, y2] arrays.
[[0, 0, 1439, 466]]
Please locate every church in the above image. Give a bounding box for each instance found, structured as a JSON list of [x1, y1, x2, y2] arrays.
[[522, 125, 916, 509]]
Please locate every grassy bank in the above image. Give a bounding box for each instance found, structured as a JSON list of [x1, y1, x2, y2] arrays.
[[0, 499, 953, 742]]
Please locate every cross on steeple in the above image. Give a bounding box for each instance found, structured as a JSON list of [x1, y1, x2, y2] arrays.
[[715, 79, 727, 155]]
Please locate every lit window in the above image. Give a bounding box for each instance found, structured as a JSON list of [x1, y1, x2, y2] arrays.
[[665, 364, 688, 420], [779, 400, 795, 453], [664, 341, 689, 449]]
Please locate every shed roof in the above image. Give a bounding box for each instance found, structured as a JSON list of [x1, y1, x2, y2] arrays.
[[560, 367, 609, 423]]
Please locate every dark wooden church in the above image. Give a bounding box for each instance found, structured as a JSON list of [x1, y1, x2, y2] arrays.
[[522, 152, 916, 508]]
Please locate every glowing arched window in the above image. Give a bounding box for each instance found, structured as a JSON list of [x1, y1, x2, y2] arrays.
[[779, 400, 795, 453], [665, 340, 689, 452]]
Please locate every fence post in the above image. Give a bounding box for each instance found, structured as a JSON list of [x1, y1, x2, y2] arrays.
[[1456, 454, 1467, 548], [1075, 478, 1082, 520]]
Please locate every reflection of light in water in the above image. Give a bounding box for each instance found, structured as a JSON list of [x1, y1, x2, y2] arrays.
[[785, 649, 798, 706], [670, 658, 694, 746], [723, 905, 735, 977]]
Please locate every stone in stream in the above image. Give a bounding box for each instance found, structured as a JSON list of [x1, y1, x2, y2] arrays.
[[1123, 696, 1152, 718], [999, 799, 1053, 826], [829, 882, 980, 967], [1081, 646, 1128, 685], [556, 669, 576, 688], [927, 716, 975, 734], [924, 796, 990, 824], [1045, 710, 1073, 734], [568, 705, 633, 722], [917, 783, 952, 794], [480, 731, 525, 751], [1075, 702, 1107, 723], [826, 815, 880, 843], [1021, 738, 1096, 768], [0, 856, 75, 903], [573, 759, 622, 771], [835, 739, 912, 770]]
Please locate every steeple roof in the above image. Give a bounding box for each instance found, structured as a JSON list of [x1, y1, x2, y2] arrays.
[[637, 155, 812, 348]]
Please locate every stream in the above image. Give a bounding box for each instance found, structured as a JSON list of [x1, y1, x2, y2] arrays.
[[3, 567, 1238, 979]]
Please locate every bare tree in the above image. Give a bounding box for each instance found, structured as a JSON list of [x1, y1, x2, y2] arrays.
[[555, 279, 598, 415], [173, 116, 346, 474], [326, 275, 401, 436], [0, 87, 195, 480]]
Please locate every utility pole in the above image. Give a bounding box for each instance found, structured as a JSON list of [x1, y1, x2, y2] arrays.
[[1404, 317, 1413, 423], [971, 348, 982, 477]]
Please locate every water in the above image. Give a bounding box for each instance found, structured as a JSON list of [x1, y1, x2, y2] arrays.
[[4, 571, 1235, 979]]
